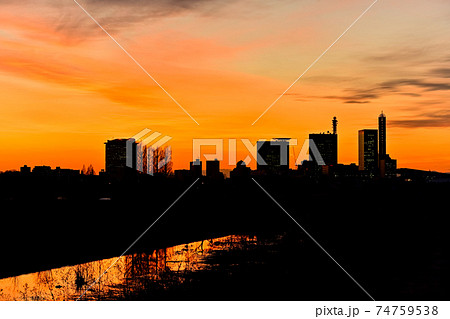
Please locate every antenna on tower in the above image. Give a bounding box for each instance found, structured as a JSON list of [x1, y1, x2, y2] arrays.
[[332, 116, 338, 135]]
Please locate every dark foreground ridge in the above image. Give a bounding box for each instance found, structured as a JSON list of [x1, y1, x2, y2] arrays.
[[0, 173, 449, 300]]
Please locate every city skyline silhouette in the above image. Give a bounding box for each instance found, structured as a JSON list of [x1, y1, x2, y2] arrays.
[[4, 112, 449, 178]]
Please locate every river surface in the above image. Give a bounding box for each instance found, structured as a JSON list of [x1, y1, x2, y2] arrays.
[[0, 234, 263, 301]]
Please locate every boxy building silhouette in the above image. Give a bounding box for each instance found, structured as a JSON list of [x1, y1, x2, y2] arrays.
[[308, 117, 338, 166], [358, 129, 378, 174], [256, 138, 290, 174], [105, 138, 136, 179]]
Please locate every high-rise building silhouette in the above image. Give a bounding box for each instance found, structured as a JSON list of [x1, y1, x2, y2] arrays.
[[358, 129, 378, 173], [377, 112, 397, 177], [190, 159, 202, 178], [256, 138, 290, 173], [309, 133, 338, 166], [378, 112, 386, 161], [309, 117, 338, 166], [105, 139, 136, 173], [206, 159, 220, 178]]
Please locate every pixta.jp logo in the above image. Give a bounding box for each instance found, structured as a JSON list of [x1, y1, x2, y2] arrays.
[[126, 129, 172, 175], [192, 138, 325, 166]]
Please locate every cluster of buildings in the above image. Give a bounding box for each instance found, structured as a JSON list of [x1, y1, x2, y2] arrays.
[[17, 165, 82, 178], [4, 112, 449, 185], [230, 112, 397, 179], [299, 112, 397, 179], [103, 112, 397, 181], [174, 159, 225, 182], [358, 112, 397, 178]]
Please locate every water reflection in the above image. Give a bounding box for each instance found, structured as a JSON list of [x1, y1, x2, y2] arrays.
[[0, 235, 257, 301]]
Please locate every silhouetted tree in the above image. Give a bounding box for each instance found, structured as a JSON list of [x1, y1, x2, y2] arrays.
[[86, 165, 95, 175], [151, 146, 172, 176]]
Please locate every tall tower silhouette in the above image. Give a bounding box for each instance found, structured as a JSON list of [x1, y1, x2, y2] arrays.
[[378, 111, 386, 161], [332, 116, 338, 135]]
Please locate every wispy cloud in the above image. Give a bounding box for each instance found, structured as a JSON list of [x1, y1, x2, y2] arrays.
[[363, 47, 437, 65], [307, 75, 449, 104], [390, 110, 450, 128], [1, 0, 299, 44], [314, 44, 450, 104], [344, 100, 370, 104], [0, 0, 239, 44], [429, 68, 450, 79], [380, 78, 450, 92]]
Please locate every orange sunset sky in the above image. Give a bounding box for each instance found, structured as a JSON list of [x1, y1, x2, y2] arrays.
[[1, 0, 450, 172]]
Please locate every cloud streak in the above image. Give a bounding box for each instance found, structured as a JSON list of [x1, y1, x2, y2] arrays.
[[309, 76, 449, 104], [429, 68, 450, 79], [380, 79, 450, 92], [0, 0, 240, 45], [390, 111, 450, 128]]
